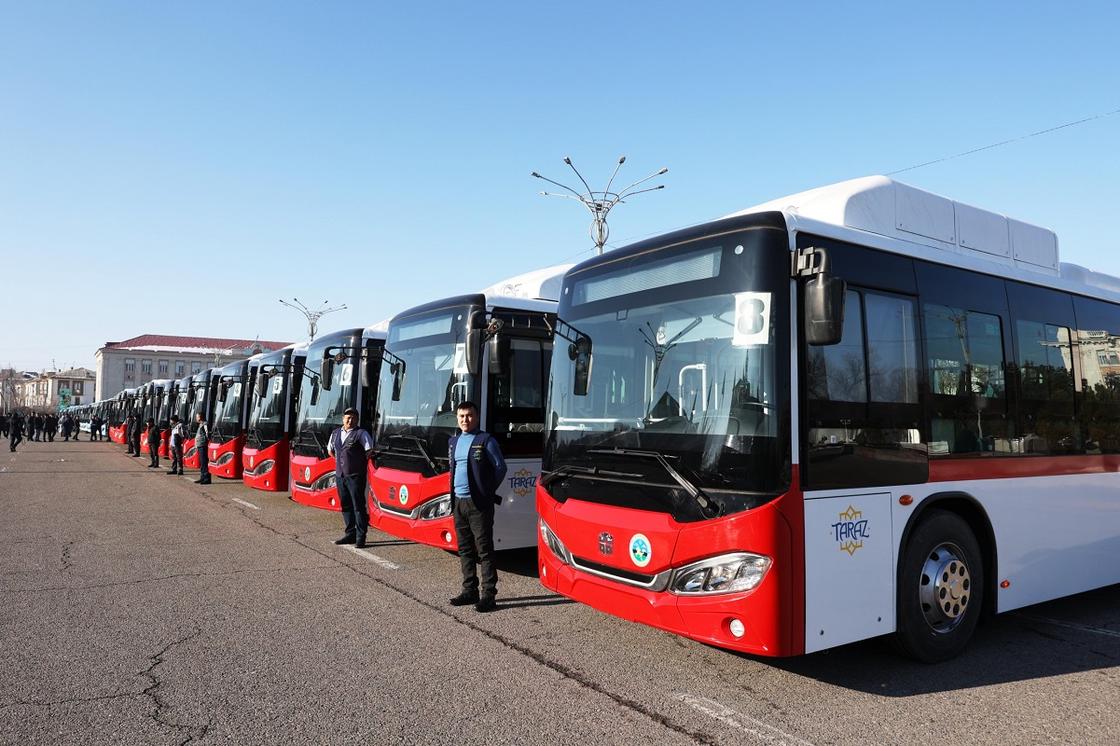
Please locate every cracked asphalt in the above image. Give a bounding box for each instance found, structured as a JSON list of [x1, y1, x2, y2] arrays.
[[1, 440, 1118, 745]]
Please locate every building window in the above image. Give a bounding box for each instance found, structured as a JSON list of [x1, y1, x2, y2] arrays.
[[191, 361, 202, 374], [175, 360, 185, 376], [73, 397, 81, 404], [141, 359, 152, 375], [158, 359, 169, 376], [73, 381, 84, 395], [125, 358, 135, 373]]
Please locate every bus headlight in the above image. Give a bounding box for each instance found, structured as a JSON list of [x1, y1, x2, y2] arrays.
[[214, 452, 236, 466], [311, 472, 337, 491], [669, 552, 771, 595], [418, 495, 452, 520], [539, 520, 570, 565]]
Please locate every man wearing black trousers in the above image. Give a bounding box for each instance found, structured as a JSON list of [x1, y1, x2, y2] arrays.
[[146, 418, 160, 468], [446, 400, 507, 613], [193, 412, 211, 484], [327, 408, 375, 549]]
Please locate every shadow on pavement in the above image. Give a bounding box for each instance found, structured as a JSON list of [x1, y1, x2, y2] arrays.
[[754, 583, 1120, 695]]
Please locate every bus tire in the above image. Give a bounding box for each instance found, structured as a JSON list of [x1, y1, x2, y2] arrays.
[[894, 509, 984, 662]]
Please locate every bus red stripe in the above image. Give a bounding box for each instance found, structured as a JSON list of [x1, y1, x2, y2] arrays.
[[929, 455, 1120, 482]]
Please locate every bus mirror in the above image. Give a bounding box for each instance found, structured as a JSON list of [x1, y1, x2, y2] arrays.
[[804, 273, 846, 346], [218, 383, 228, 404], [256, 371, 269, 395], [487, 334, 509, 375], [310, 377, 321, 406], [571, 337, 592, 396], [390, 363, 404, 402], [465, 328, 481, 376], [320, 357, 334, 391]]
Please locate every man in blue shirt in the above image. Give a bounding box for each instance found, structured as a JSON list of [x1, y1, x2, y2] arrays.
[[327, 407, 375, 549], [447, 400, 507, 612]]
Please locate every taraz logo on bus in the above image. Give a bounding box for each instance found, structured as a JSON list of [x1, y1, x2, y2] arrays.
[[629, 533, 652, 567], [832, 505, 870, 556], [398, 485, 409, 505], [598, 532, 613, 556], [508, 468, 536, 497]]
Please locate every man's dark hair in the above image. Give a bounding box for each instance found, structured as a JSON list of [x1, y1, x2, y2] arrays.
[[456, 400, 478, 413], [170, 415, 179, 422]]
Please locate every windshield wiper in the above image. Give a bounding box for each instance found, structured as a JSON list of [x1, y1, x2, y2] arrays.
[[539, 464, 643, 490], [376, 434, 445, 474], [295, 428, 327, 457], [247, 427, 264, 448], [587, 448, 719, 516]]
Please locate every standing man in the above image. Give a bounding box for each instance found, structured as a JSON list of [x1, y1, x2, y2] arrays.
[[129, 411, 142, 457], [193, 412, 211, 484], [61, 414, 72, 441], [447, 400, 507, 613], [125, 413, 136, 455], [167, 415, 185, 475], [8, 413, 23, 452], [326, 408, 375, 548], [46, 413, 56, 442], [146, 418, 160, 468]]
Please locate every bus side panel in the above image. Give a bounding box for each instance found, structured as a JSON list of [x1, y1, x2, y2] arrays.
[[803, 491, 894, 653], [921, 467, 1120, 613]]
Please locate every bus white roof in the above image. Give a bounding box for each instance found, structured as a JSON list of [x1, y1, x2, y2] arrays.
[[478, 263, 573, 312], [725, 175, 1120, 299], [365, 319, 390, 335]]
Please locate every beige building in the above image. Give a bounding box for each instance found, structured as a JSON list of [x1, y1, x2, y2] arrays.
[[94, 334, 290, 401], [14, 368, 97, 411]]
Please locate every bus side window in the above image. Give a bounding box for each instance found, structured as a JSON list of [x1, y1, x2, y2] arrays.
[[924, 305, 1009, 455], [805, 288, 926, 489], [1073, 296, 1120, 454], [488, 338, 551, 457]]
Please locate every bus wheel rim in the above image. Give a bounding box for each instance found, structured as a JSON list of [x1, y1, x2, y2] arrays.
[[918, 541, 972, 633]]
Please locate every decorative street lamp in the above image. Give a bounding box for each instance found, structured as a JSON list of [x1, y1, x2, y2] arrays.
[[532, 156, 668, 255], [278, 298, 347, 341]]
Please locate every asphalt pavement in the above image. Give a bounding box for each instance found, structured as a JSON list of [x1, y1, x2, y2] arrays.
[[1, 438, 1118, 744]]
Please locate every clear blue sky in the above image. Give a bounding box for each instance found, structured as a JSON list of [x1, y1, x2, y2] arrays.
[[2, 1, 1118, 372]]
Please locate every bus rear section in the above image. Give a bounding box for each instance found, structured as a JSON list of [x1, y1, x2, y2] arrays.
[[244, 344, 307, 492], [536, 217, 804, 656], [290, 327, 384, 510], [208, 357, 263, 480], [370, 270, 565, 552]]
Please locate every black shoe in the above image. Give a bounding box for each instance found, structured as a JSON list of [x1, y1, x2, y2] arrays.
[[166, 470, 178, 475], [354, 540, 367, 549], [334, 536, 356, 545], [475, 596, 497, 613], [449, 590, 479, 607]]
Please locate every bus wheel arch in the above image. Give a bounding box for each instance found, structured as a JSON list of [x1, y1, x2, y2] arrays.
[[894, 492, 995, 662]]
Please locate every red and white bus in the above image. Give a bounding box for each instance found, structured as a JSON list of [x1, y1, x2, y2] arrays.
[[183, 368, 215, 469], [108, 388, 136, 444], [207, 357, 262, 480], [369, 266, 568, 551], [243, 343, 308, 492], [290, 326, 385, 510], [138, 379, 173, 457], [537, 175, 1120, 661]]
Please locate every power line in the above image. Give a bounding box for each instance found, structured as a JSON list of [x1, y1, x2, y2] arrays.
[[888, 106, 1120, 175]]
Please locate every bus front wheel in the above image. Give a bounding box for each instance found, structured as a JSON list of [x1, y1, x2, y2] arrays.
[[895, 510, 984, 662]]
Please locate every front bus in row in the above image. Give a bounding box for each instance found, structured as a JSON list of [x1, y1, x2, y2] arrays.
[[290, 326, 385, 510], [243, 343, 307, 492], [537, 175, 1120, 661], [369, 266, 567, 551]]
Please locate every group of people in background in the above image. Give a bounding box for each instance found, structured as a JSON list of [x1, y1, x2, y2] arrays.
[[1, 412, 105, 452], [122, 412, 203, 482]]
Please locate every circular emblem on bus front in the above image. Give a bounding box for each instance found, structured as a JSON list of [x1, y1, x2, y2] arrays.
[[399, 485, 409, 505], [629, 534, 652, 567], [304, 466, 311, 482]]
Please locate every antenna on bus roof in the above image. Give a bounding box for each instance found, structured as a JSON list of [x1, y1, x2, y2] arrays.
[[532, 155, 668, 255]]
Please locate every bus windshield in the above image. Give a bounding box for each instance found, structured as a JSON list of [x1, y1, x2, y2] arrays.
[[249, 369, 287, 447], [543, 225, 791, 520], [213, 379, 244, 442], [294, 335, 357, 458], [375, 305, 476, 476]]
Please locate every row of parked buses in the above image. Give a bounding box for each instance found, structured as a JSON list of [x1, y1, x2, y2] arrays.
[[73, 176, 1120, 662]]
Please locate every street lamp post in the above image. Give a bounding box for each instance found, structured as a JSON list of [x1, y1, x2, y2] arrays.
[[278, 298, 347, 342], [532, 155, 668, 255]]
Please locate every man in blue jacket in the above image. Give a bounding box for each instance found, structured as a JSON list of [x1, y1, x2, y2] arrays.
[[447, 400, 507, 613]]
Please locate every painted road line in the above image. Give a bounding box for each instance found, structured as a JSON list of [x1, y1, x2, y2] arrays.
[[675, 693, 814, 746], [231, 497, 261, 510], [345, 546, 401, 570], [1015, 613, 1120, 639]]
